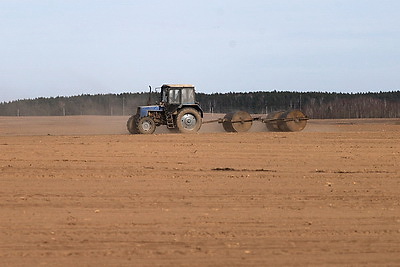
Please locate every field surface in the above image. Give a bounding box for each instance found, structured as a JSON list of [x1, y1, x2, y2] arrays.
[[0, 115, 400, 266]]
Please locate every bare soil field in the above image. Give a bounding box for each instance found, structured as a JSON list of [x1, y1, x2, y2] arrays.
[[1, 115, 400, 266]]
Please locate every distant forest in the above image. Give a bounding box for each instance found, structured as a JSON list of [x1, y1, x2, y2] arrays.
[[1, 91, 400, 119]]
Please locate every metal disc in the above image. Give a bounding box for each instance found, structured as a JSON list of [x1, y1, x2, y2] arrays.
[[265, 111, 284, 131], [278, 110, 307, 132], [223, 111, 253, 132], [222, 113, 235, 132]]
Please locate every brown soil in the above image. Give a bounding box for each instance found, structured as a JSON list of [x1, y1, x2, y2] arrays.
[[1, 116, 399, 266]]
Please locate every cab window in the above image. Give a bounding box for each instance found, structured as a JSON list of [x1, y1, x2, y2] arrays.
[[168, 89, 181, 104], [161, 89, 167, 103], [181, 88, 195, 104]]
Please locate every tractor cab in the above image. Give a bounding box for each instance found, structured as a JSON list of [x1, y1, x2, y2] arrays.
[[160, 84, 196, 106]]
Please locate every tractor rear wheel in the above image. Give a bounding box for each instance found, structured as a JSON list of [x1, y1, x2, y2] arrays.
[[137, 116, 156, 134], [127, 115, 139, 134], [176, 108, 202, 133]]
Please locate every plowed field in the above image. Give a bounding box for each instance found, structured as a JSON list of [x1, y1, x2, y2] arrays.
[[1, 116, 399, 266]]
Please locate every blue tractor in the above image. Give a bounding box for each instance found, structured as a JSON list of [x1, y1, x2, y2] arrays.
[[127, 84, 204, 134]]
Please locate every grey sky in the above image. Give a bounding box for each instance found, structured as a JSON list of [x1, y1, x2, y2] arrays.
[[1, 0, 399, 102]]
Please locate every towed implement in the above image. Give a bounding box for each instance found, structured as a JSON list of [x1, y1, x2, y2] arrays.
[[204, 109, 307, 132], [127, 84, 308, 134]]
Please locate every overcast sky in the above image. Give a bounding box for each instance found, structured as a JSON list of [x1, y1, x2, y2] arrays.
[[1, 0, 399, 102]]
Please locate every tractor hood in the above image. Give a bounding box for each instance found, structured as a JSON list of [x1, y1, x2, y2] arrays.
[[137, 105, 165, 117]]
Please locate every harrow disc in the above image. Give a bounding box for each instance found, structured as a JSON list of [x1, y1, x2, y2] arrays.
[[265, 111, 284, 132], [223, 111, 253, 132], [277, 110, 307, 132]]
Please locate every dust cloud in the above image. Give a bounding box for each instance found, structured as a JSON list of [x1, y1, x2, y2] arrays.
[[1, 115, 399, 136]]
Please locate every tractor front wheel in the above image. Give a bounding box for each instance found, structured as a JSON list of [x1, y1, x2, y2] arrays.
[[127, 115, 139, 134], [137, 116, 156, 134], [176, 108, 202, 133]]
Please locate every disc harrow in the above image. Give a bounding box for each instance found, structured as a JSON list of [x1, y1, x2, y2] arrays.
[[203, 110, 308, 132]]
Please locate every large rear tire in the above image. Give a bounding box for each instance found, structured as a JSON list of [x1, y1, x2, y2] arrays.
[[137, 116, 156, 134], [176, 108, 202, 133]]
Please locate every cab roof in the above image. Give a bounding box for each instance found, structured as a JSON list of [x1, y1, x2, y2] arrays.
[[162, 84, 194, 88]]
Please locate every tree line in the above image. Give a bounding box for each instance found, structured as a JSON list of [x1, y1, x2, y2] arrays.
[[0, 90, 399, 119]]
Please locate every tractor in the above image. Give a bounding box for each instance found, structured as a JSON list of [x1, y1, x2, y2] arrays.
[[127, 84, 203, 134], [127, 84, 308, 134]]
